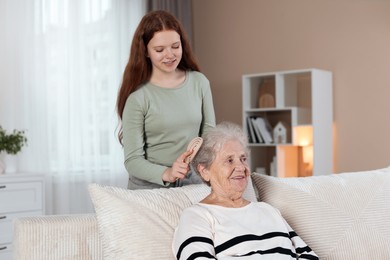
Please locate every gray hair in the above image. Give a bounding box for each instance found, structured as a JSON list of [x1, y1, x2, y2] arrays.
[[191, 122, 249, 185]]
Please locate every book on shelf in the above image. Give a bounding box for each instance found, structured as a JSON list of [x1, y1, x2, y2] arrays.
[[250, 117, 264, 143], [253, 117, 273, 144], [246, 117, 257, 143]]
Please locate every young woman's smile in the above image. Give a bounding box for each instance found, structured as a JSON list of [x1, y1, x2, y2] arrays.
[[147, 30, 182, 74]]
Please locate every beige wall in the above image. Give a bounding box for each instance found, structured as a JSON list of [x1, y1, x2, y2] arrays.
[[192, 0, 390, 173]]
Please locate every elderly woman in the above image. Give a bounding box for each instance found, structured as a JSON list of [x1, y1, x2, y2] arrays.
[[172, 122, 318, 259]]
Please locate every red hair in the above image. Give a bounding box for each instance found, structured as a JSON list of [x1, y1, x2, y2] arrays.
[[116, 10, 200, 143]]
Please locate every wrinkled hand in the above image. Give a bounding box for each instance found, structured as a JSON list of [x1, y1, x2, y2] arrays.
[[162, 150, 193, 183]]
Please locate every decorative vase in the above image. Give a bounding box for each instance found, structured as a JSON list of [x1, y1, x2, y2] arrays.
[[0, 153, 17, 174], [0, 153, 5, 174]]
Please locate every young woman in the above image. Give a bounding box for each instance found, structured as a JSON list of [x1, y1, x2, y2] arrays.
[[116, 10, 215, 189]]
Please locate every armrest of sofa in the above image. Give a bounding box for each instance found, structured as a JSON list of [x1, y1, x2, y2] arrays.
[[13, 214, 103, 260]]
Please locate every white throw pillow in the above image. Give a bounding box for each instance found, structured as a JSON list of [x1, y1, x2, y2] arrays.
[[251, 167, 390, 260], [88, 184, 202, 259], [89, 179, 258, 259]]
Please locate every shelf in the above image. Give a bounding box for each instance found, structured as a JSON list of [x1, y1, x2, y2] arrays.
[[242, 68, 333, 177]]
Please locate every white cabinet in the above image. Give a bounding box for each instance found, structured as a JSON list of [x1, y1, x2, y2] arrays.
[[242, 69, 333, 177], [0, 174, 45, 259]]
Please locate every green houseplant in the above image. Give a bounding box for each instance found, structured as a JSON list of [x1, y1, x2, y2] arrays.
[[0, 126, 28, 173]]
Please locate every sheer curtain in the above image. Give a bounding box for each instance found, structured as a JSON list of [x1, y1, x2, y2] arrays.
[[0, 0, 146, 214]]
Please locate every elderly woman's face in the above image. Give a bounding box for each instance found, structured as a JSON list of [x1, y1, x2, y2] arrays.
[[202, 139, 250, 195]]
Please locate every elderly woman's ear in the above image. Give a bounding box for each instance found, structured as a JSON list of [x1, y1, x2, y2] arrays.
[[197, 165, 210, 182]]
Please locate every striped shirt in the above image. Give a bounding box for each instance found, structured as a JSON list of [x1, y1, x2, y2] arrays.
[[173, 202, 318, 259]]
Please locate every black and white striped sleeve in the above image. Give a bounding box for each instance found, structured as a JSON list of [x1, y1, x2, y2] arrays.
[[172, 205, 216, 260], [276, 209, 318, 260]]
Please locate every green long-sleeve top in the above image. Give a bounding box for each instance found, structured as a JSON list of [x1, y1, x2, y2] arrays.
[[122, 71, 216, 186]]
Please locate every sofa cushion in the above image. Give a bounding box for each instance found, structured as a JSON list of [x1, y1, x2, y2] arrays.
[[251, 166, 390, 260], [88, 178, 257, 259]]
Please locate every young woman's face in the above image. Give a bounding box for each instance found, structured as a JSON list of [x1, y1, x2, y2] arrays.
[[146, 30, 182, 74], [201, 140, 250, 197]]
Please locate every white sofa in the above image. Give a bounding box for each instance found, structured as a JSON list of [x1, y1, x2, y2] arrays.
[[13, 167, 390, 260]]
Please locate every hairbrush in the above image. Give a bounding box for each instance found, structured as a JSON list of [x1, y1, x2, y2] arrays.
[[184, 137, 203, 164]]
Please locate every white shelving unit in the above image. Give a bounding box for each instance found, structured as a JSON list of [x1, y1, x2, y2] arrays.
[[242, 68, 333, 177], [0, 173, 46, 259]]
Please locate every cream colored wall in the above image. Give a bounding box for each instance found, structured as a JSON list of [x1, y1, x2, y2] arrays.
[[192, 0, 390, 173]]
